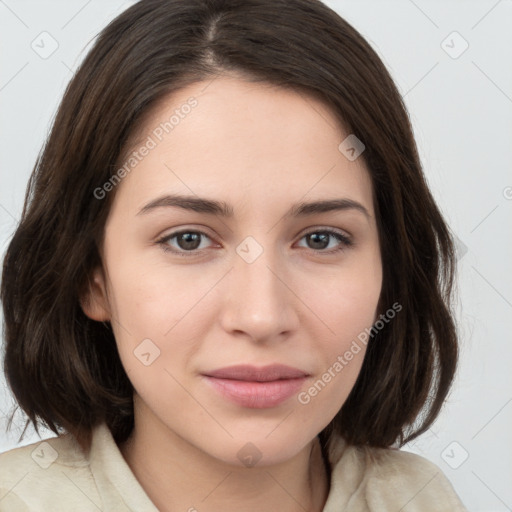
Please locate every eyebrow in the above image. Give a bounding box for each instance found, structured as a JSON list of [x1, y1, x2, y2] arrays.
[[136, 194, 371, 219]]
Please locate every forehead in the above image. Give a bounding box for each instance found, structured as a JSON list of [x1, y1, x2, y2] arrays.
[[111, 75, 374, 217]]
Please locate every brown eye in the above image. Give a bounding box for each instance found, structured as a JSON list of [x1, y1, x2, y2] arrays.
[[297, 229, 352, 253], [157, 230, 213, 256]]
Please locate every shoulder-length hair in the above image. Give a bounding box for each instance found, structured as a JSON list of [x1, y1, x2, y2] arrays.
[[1, 0, 458, 453]]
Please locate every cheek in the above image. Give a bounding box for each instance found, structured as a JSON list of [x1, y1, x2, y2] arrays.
[[105, 257, 213, 379], [105, 270, 197, 409], [106, 253, 201, 332], [297, 258, 381, 409], [309, 256, 382, 343]]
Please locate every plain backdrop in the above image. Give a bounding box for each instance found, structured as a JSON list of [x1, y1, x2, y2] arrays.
[[1, 1, 511, 510]]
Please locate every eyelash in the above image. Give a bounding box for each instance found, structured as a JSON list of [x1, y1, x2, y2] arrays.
[[155, 228, 353, 257]]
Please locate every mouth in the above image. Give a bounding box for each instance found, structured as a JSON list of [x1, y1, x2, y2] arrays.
[[201, 364, 310, 409]]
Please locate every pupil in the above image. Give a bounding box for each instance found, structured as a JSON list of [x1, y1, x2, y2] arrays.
[[179, 233, 201, 250], [309, 233, 329, 249]]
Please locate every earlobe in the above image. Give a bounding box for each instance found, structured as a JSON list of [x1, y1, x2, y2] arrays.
[[79, 267, 111, 322]]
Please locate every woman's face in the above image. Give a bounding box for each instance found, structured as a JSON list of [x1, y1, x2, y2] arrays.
[[84, 75, 382, 466]]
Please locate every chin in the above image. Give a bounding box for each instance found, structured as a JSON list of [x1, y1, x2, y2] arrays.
[[200, 431, 316, 469]]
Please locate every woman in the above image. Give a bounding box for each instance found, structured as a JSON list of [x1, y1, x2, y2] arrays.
[[0, 0, 467, 510]]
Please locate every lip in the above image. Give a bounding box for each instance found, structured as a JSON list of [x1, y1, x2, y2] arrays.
[[202, 364, 310, 409]]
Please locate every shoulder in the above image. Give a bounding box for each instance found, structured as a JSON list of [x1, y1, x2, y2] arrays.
[[0, 432, 99, 511], [327, 439, 468, 511]]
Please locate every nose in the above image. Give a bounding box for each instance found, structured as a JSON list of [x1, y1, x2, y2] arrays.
[[218, 245, 299, 344]]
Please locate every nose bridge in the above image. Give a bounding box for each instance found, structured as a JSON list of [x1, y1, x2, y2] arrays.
[[220, 237, 296, 341], [238, 248, 280, 305]]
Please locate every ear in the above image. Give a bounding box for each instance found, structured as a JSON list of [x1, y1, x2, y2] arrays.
[[79, 266, 111, 322]]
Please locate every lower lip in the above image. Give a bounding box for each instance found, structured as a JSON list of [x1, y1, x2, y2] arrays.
[[203, 376, 307, 408]]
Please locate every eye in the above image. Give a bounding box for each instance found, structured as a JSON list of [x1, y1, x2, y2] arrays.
[[156, 228, 353, 257], [156, 230, 214, 256], [296, 229, 353, 254]]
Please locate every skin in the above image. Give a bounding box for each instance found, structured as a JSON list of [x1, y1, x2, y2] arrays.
[[81, 74, 383, 512]]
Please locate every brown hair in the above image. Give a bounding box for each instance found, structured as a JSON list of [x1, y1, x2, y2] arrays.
[[1, 0, 458, 453]]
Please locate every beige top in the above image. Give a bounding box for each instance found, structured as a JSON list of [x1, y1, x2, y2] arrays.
[[0, 423, 467, 511]]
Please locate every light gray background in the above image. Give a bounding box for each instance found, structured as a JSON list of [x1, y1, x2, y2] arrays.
[[1, 1, 511, 510]]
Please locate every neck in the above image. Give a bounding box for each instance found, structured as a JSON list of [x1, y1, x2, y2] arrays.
[[118, 413, 330, 512]]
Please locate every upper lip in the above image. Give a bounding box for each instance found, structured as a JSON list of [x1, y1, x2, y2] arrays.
[[203, 364, 309, 382]]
